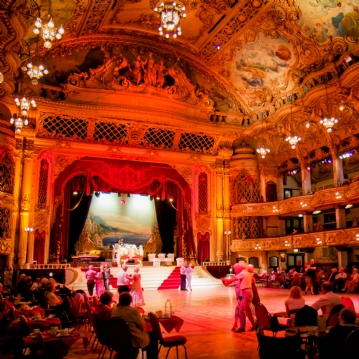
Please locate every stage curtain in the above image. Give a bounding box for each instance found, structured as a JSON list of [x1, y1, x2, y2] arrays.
[[33, 230, 45, 264], [154, 198, 176, 254], [197, 232, 210, 264], [67, 178, 93, 262]]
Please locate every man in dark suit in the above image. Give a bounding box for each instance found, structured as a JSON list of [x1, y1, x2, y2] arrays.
[[319, 307, 359, 359]]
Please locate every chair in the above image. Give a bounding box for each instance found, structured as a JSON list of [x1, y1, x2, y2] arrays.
[[166, 253, 175, 262], [93, 313, 110, 359], [344, 328, 359, 359], [106, 317, 138, 359], [294, 305, 318, 327], [326, 304, 345, 326], [148, 253, 156, 262], [85, 301, 97, 347], [327, 313, 340, 327], [255, 303, 287, 337], [341, 296, 359, 317], [19, 315, 32, 336], [256, 327, 302, 359], [149, 312, 187, 359], [158, 253, 166, 262], [66, 296, 88, 330]]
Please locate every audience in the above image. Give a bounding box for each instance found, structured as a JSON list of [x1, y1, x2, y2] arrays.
[[333, 267, 347, 292], [96, 291, 114, 321], [319, 308, 359, 359], [285, 286, 305, 326], [311, 282, 342, 319], [343, 267, 359, 293]]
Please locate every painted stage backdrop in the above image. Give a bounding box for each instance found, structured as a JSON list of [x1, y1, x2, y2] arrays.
[[76, 193, 158, 253]]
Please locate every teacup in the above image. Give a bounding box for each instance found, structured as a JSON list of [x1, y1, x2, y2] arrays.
[[59, 330, 66, 336], [33, 329, 40, 334], [156, 310, 163, 318], [34, 313, 41, 320], [49, 326, 58, 336]]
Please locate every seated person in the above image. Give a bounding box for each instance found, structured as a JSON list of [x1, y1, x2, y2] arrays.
[[333, 267, 347, 292], [112, 292, 157, 359], [285, 286, 305, 326], [96, 291, 114, 321], [319, 308, 359, 359], [311, 282, 342, 320], [328, 268, 338, 283], [47, 285, 63, 316], [343, 268, 359, 293]]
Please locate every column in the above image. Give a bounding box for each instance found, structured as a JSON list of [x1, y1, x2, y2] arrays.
[[216, 161, 224, 262], [300, 162, 312, 195], [336, 247, 348, 269], [335, 207, 346, 229], [332, 155, 344, 186], [260, 251, 268, 270], [303, 214, 313, 232], [223, 160, 231, 262], [278, 218, 286, 236], [277, 174, 284, 200], [18, 143, 35, 266], [259, 163, 266, 200]]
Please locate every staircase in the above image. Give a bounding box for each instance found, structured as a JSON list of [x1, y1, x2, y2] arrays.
[[68, 265, 222, 293]]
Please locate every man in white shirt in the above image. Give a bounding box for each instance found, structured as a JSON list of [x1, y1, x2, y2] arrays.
[[180, 264, 187, 291], [333, 267, 347, 292], [311, 281, 342, 319], [117, 264, 130, 294]]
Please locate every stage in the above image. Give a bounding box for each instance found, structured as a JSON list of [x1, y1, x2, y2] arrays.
[[65, 286, 359, 359]]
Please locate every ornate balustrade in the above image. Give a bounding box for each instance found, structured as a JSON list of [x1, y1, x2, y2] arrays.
[[231, 227, 359, 252], [231, 181, 359, 218]]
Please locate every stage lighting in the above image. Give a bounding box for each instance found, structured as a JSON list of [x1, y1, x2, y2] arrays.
[[95, 191, 100, 197]]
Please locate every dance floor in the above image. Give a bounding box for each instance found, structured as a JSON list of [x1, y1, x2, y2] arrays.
[[67, 286, 359, 359]]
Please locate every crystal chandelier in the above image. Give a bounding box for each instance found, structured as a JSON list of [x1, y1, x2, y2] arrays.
[[154, 1, 187, 38], [285, 135, 301, 149], [33, 16, 65, 49], [24, 61, 49, 85], [10, 96, 37, 134], [256, 145, 270, 158], [320, 116, 338, 133]]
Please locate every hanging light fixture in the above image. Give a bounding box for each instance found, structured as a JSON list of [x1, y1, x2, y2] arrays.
[[10, 96, 37, 134], [154, 1, 187, 38], [256, 119, 270, 158], [25, 61, 49, 85], [33, 15, 64, 49], [286, 95, 301, 149], [320, 74, 338, 133]]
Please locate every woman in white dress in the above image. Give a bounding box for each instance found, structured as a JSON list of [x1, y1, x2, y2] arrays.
[[186, 264, 194, 291], [130, 267, 145, 307]]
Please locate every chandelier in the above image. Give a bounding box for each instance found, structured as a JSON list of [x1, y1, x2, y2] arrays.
[[256, 145, 270, 158], [10, 96, 37, 134], [33, 16, 65, 49], [320, 116, 338, 133], [285, 135, 301, 149], [154, 1, 187, 38], [25, 61, 49, 85]]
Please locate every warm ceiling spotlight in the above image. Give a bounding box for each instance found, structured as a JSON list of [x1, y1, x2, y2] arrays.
[[120, 199, 126, 205], [305, 122, 310, 128], [293, 248, 299, 252], [339, 104, 345, 111], [345, 204, 353, 209], [306, 166, 311, 171], [72, 191, 78, 195], [169, 198, 173, 202], [156, 196, 160, 200], [95, 192, 101, 198], [313, 210, 321, 214], [298, 214, 303, 217]]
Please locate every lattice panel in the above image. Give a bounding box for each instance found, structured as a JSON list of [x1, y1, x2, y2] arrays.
[[178, 133, 215, 152], [93, 122, 128, 143], [233, 216, 262, 240], [143, 128, 175, 149], [230, 171, 260, 205], [0, 155, 15, 194], [0, 207, 11, 238], [40, 115, 88, 139], [198, 172, 208, 214], [38, 158, 49, 209]]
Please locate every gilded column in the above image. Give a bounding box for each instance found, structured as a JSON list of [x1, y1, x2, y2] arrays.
[[300, 162, 312, 195], [216, 160, 224, 261], [303, 214, 313, 232], [330, 146, 344, 186], [258, 163, 266, 200], [260, 251, 268, 270], [335, 207, 346, 229], [277, 174, 284, 200], [18, 139, 35, 266], [223, 159, 231, 262]]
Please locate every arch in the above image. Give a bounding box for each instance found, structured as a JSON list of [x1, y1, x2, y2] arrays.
[[197, 232, 210, 264], [50, 157, 194, 262], [249, 256, 259, 268]]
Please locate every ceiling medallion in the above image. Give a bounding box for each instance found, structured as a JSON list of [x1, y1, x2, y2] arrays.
[[154, 1, 186, 38], [10, 96, 37, 134], [285, 135, 301, 149], [33, 16, 65, 49]]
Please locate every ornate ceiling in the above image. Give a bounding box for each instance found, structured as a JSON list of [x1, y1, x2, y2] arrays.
[[1, 0, 359, 167]]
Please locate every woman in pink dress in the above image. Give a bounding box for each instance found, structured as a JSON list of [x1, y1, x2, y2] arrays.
[[130, 267, 145, 307], [95, 266, 105, 297]]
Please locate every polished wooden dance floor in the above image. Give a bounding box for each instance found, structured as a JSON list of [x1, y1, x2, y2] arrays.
[[67, 286, 359, 359]]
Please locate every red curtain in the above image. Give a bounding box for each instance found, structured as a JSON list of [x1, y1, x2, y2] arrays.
[[50, 158, 195, 260], [197, 232, 210, 264], [34, 230, 45, 264]]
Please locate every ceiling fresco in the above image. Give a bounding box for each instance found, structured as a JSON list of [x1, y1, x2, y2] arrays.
[[2, 0, 359, 166]]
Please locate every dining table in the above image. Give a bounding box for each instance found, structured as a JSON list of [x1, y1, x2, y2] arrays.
[[144, 315, 184, 333]]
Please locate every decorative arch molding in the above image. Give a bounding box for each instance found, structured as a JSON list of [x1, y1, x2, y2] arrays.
[[50, 157, 195, 262]]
